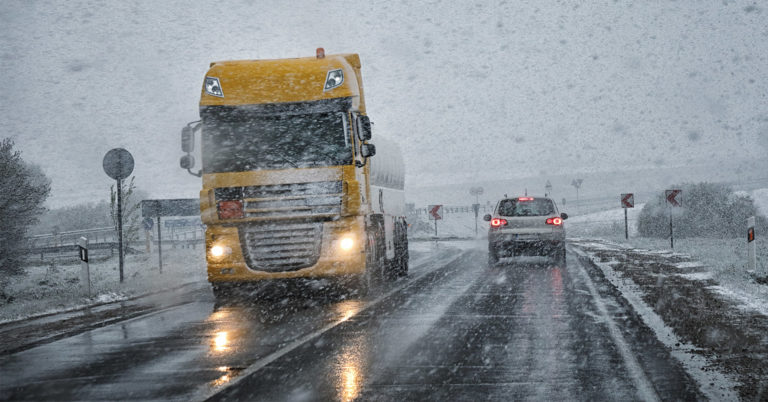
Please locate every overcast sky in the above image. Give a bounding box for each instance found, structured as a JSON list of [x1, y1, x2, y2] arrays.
[[1, 0, 767, 207]]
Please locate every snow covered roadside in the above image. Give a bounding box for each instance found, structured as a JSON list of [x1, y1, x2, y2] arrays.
[[569, 243, 740, 400], [569, 239, 768, 399], [0, 246, 208, 324]]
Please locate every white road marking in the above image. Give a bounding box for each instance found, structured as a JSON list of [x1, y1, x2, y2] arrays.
[[570, 246, 739, 401], [190, 250, 467, 401], [570, 249, 661, 402]]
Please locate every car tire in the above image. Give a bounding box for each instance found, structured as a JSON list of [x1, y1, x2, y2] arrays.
[[488, 247, 499, 266], [554, 244, 566, 266]]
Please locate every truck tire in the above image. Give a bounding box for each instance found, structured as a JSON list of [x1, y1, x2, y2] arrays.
[[212, 283, 233, 300], [397, 224, 409, 277], [351, 228, 380, 297]]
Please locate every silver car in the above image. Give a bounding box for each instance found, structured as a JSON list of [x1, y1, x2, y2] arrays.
[[483, 196, 568, 265]]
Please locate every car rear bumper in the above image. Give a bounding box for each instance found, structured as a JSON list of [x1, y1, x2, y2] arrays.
[[489, 232, 565, 257]]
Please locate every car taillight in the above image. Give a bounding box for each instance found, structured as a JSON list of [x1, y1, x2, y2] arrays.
[[218, 200, 244, 219], [518, 197, 534, 201], [546, 217, 563, 226], [490, 218, 507, 227]]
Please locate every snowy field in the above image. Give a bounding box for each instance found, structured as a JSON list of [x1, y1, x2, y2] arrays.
[[568, 187, 768, 317], [0, 246, 207, 323]]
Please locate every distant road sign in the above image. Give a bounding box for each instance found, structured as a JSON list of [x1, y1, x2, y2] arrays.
[[102, 148, 134, 180], [469, 187, 484, 196], [142, 217, 154, 231], [665, 189, 682, 207], [428, 205, 443, 220], [141, 199, 200, 217], [164, 218, 202, 228], [621, 193, 634, 208]]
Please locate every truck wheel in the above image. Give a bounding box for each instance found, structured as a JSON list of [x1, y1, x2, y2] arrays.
[[351, 230, 379, 297], [212, 283, 233, 300], [348, 271, 371, 297]]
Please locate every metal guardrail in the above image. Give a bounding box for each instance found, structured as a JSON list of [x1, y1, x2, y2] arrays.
[[27, 227, 117, 248], [24, 225, 206, 262]]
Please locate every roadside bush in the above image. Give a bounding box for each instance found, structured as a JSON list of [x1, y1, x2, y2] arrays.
[[0, 138, 51, 275], [637, 182, 766, 238]]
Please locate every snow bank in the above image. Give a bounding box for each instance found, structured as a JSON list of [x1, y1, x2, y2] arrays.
[[0, 246, 207, 323]]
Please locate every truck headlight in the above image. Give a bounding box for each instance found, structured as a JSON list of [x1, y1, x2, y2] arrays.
[[210, 244, 231, 259], [339, 237, 354, 251]]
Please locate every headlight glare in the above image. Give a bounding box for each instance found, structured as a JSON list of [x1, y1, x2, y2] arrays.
[[339, 237, 354, 251], [211, 246, 226, 258]]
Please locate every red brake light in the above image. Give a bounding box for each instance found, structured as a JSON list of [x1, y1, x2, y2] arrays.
[[218, 200, 244, 219], [518, 197, 534, 201], [490, 218, 507, 227], [546, 217, 563, 226]]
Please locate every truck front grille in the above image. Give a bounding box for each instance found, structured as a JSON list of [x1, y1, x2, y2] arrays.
[[239, 221, 323, 272], [216, 181, 343, 220]]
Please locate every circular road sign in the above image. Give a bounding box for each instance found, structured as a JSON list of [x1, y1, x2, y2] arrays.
[[103, 148, 134, 180]]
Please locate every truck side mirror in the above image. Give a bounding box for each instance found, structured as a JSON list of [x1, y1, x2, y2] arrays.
[[356, 115, 372, 141], [180, 154, 195, 169], [181, 126, 195, 153], [355, 143, 376, 168], [360, 143, 376, 158]]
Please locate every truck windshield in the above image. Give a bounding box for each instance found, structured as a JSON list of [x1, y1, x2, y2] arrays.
[[201, 112, 352, 173], [497, 198, 555, 217]]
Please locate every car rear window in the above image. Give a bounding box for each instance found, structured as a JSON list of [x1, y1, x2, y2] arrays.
[[497, 198, 555, 217]]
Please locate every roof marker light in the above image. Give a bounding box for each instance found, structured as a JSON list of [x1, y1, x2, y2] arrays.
[[324, 69, 344, 91]]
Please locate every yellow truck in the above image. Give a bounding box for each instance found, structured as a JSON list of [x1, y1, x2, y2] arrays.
[[180, 49, 407, 297]]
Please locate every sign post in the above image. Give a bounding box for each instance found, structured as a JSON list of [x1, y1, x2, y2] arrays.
[[621, 193, 634, 240], [665, 189, 682, 249], [141, 199, 201, 273], [78, 237, 90, 297], [469, 187, 484, 236], [142, 217, 153, 254], [428, 204, 443, 238], [748, 216, 756, 271], [571, 179, 583, 215], [102, 148, 134, 283]]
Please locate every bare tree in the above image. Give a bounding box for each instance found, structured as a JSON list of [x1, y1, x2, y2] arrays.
[[0, 138, 51, 275]]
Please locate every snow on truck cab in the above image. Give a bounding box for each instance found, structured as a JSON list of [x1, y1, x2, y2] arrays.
[[179, 49, 407, 297]]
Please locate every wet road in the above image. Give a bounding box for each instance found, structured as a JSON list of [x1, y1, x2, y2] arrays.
[[0, 241, 702, 401]]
